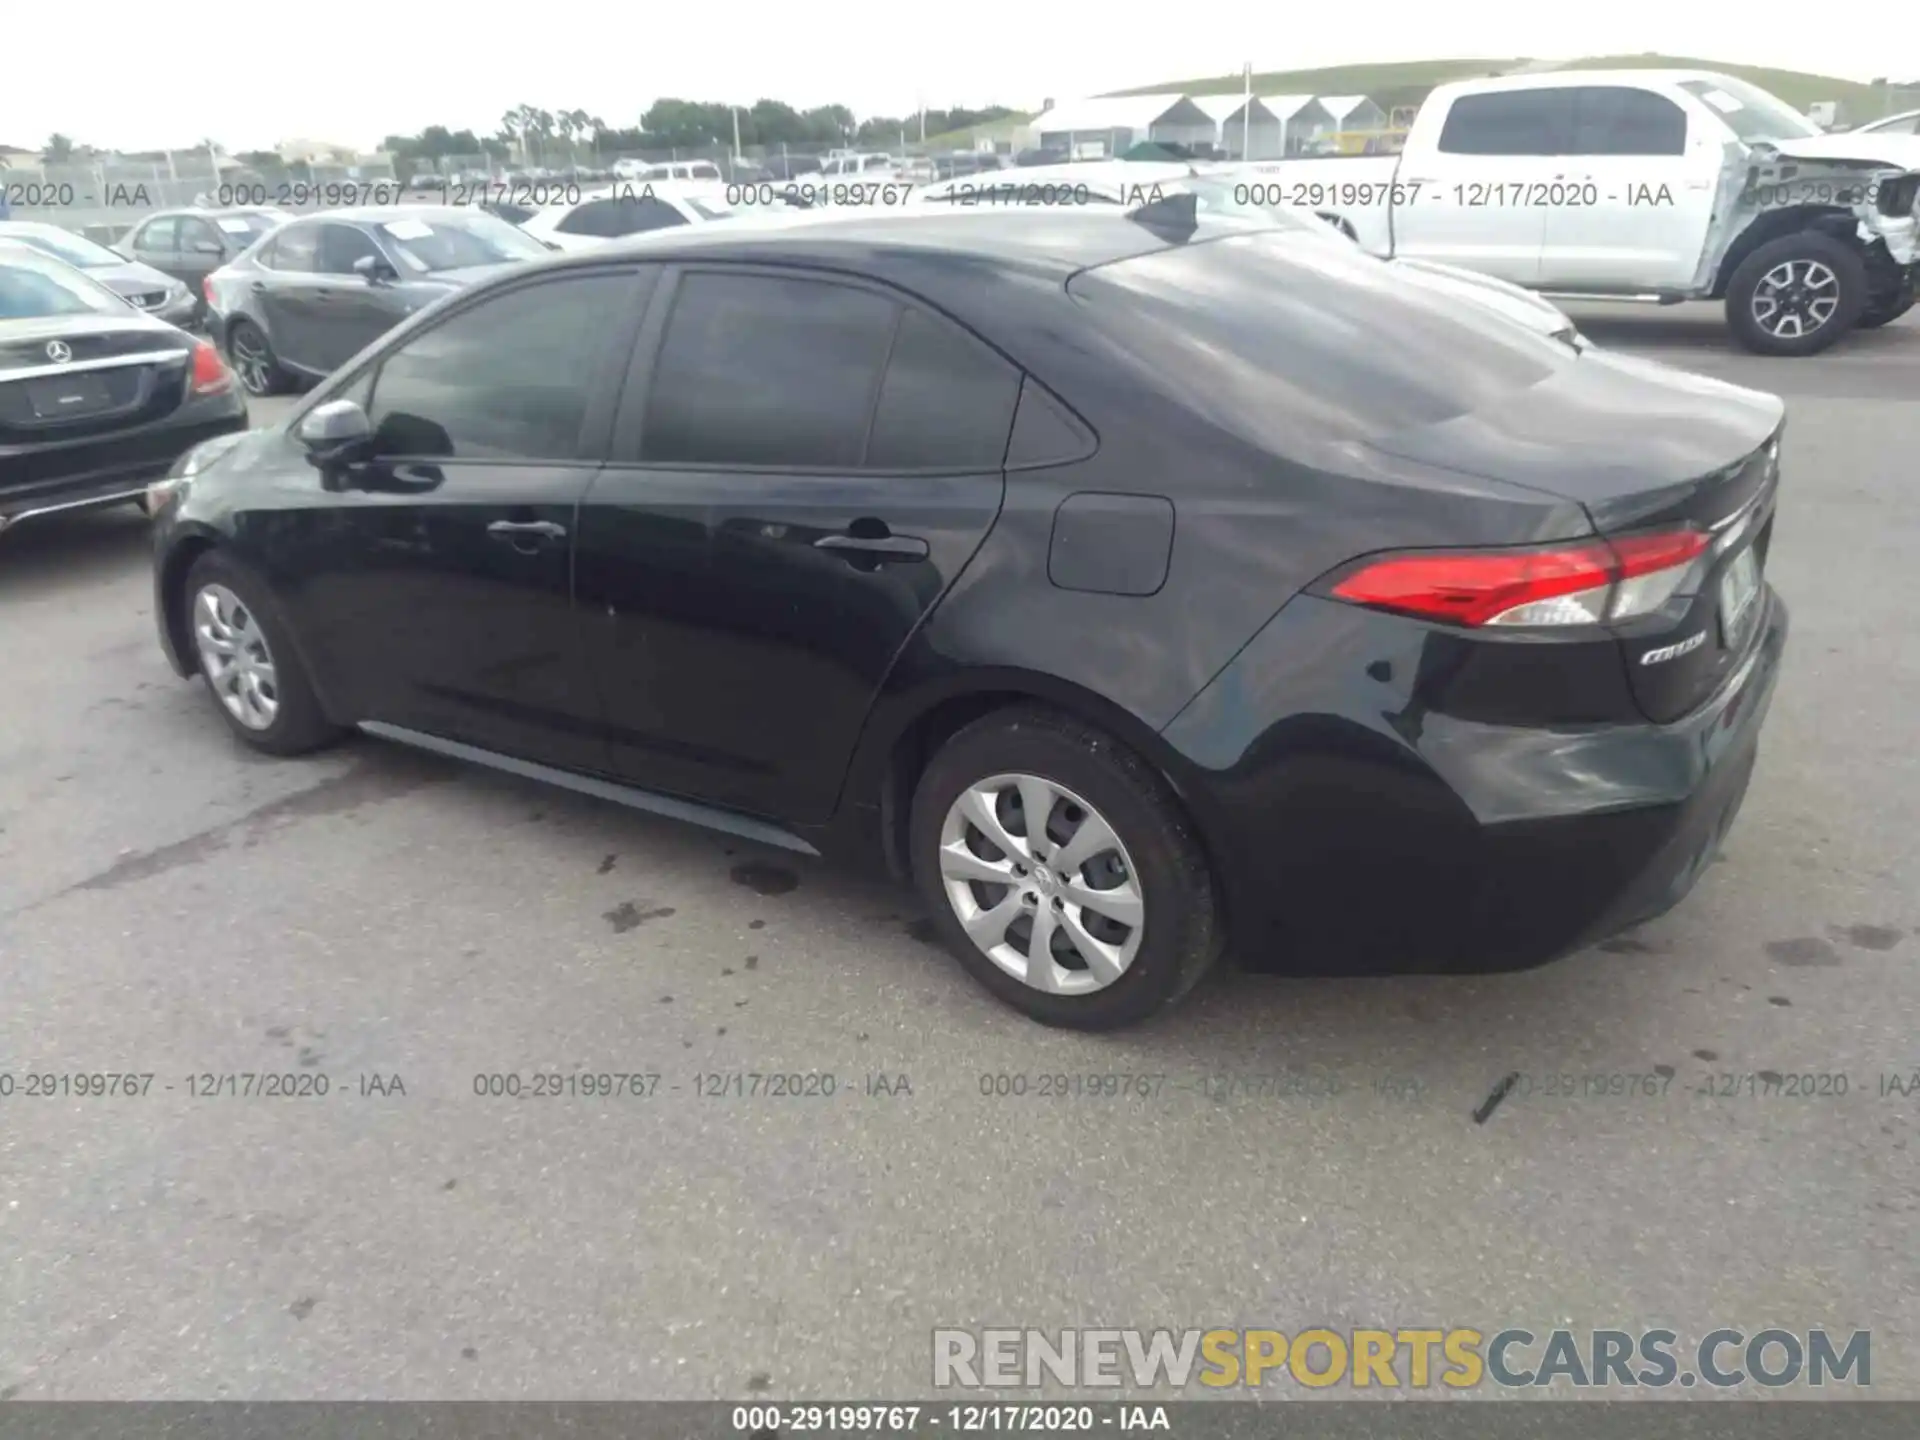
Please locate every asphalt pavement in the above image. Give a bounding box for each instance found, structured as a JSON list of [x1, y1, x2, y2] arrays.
[[2, 304, 1918, 1401]]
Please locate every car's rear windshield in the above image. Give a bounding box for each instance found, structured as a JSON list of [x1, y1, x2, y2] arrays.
[[1067, 229, 1567, 449], [0, 224, 121, 268], [0, 250, 127, 318], [376, 214, 550, 272]]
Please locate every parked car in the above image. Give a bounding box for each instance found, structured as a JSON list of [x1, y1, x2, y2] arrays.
[[1242, 70, 1920, 354], [0, 241, 244, 537], [515, 184, 739, 251], [0, 219, 198, 328], [200, 206, 551, 396], [1853, 109, 1920, 136], [626, 160, 726, 183], [761, 154, 824, 181], [116, 207, 294, 323], [150, 204, 1787, 1028], [911, 164, 1587, 343]]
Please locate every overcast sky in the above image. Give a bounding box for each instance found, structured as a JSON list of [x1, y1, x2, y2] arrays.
[[4, 2, 1906, 154]]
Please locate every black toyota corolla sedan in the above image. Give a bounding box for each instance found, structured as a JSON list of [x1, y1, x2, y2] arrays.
[[1, 242, 245, 536], [202, 206, 552, 396], [149, 201, 1789, 1029]]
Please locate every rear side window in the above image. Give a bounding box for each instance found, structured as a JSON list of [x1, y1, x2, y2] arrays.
[[134, 217, 179, 251], [1436, 90, 1574, 155], [640, 272, 897, 467], [262, 223, 319, 272], [1568, 87, 1687, 156], [865, 308, 1020, 469], [1068, 231, 1566, 454]]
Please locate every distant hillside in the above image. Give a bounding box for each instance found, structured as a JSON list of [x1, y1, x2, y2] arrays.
[[1113, 54, 1889, 118], [918, 54, 1902, 152]]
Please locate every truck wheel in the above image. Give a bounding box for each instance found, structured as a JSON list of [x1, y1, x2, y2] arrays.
[[1857, 292, 1915, 330], [1725, 233, 1867, 356]]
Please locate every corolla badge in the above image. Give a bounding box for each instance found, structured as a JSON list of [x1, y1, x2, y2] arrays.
[[1641, 631, 1707, 666], [44, 340, 72, 363]]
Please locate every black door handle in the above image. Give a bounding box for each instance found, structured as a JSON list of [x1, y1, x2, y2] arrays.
[[487, 518, 567, 552], [815, 532, 928, 561]]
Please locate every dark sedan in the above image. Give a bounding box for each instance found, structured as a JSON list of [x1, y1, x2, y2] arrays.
[[149, 202, 1788, 1029], [0, 219, 199, 328], [202, 206, 551, 396], [116, 207, 292, 322], [0, 243, 245, 536]]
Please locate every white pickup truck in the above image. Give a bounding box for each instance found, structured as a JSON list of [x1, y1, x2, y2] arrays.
[[1236, 69, 1920, 355]]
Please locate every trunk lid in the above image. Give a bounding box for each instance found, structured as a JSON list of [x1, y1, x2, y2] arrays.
[[0, 316, 195, 462], [1364, 349, 1785, 723]]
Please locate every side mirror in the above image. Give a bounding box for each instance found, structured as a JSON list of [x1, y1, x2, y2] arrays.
[[353, 254, 398, 285], [295, 398, 374, 472]]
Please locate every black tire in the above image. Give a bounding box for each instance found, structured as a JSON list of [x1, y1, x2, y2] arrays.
[[1857, 291, 1916, 329], [909, 706, 1219, 1030], [227, 318, 293, 396], [181, 550, 342, 756], [1724, 232, 1868, 356]]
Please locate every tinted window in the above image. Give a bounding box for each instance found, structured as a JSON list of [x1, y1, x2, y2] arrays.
[[366, 273, 636, 461], [866, 308, 1020, 469], [135, 217, 179, 251], [641, 273, 896, 468], [1436, 90, 1574, 155], [1069, 231, 1567, 457], [1569, 87, 1687, 156], [0, 250, 128, 318], [556, 196, 690, 237], [316, 223, 384, 275], [263, 224, 319, 272]]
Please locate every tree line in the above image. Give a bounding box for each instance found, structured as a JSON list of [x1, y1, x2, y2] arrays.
[[386, 99, 1021, 168], [20, 98, 1020, 174]]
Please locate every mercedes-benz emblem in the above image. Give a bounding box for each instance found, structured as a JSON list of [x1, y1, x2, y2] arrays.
[[44, 340, 72, 363]]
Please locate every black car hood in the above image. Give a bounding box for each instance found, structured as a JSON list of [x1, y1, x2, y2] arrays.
[[1363, 348, 1784, 533]]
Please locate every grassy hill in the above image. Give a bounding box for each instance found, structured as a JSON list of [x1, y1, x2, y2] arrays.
[[1117, 55, 1886, 119], [919, 55, 1896, 149]]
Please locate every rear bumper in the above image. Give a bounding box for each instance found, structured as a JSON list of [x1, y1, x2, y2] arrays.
[[1160, 588, 1790, 975], [0, 399, 247, 534]]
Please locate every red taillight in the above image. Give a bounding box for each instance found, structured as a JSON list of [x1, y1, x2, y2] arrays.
[[202, 277, 214, 305], [189, 340, 233, 396], [1330, 529, 1709, 628]]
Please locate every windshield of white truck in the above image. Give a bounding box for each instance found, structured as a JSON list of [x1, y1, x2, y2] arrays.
[[1676, 78, 1822, 143]]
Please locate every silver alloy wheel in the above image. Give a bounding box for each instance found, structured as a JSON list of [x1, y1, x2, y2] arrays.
[[937, 772, 1145, 995], [192, 583, 279, 730], [1751, 259, 1840, 338], [229, 326, 274, 395]]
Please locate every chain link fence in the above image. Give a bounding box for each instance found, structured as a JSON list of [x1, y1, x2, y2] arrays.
[[2, 150, 398, 244]]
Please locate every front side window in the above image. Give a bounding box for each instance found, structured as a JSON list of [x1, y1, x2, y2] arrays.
[[1568, 87, 1688, 156], [1675, 78, 1821, 143], [316, 223, 385, 275], [365, 272, 638, 461]]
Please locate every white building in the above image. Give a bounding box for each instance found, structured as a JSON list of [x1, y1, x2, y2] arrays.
[[1188, 95, 1284, 159], [1260, 96, 1338, 154], [1315, 95, 1388, 137], [1031, 94, 1218, 159]]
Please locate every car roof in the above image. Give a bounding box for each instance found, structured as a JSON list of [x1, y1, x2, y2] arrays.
[[280, 205, 488, 223], [566, 204, 1260, 279]]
